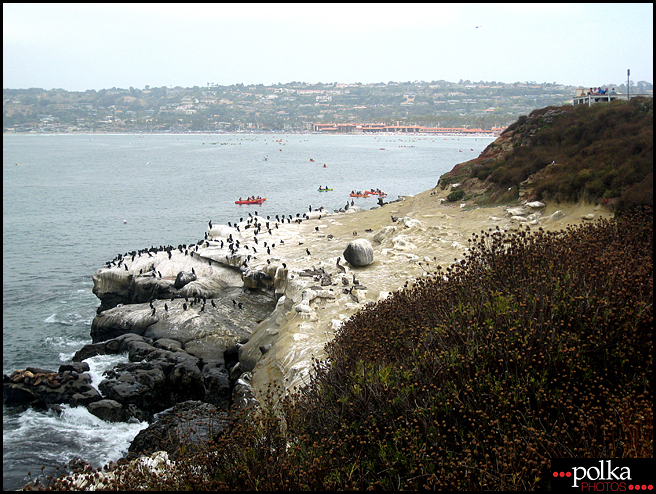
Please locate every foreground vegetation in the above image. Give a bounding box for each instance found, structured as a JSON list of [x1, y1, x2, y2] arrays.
[[39, 207, 652, 490], [439, 97, 653, 213]]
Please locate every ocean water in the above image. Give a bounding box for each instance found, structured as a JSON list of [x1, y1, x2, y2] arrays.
[[2, 132, 493, 489]]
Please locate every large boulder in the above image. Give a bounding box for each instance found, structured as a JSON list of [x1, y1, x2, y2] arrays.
[[127, 401, 229, 460], [87, 399, 124, 422], [343, 238, 374, 267], [98, 361, 168, 414]]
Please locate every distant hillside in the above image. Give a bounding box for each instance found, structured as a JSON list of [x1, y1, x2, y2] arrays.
[[438, 98, 653, 213]]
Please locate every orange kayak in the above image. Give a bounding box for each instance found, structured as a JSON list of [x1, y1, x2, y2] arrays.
[[235, 198, 266, 205]]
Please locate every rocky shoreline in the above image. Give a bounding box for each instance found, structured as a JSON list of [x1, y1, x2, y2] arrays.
[[4, 184, 612, 472]]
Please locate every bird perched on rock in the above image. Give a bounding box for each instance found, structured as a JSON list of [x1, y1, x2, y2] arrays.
[[183, 303, 187, 310], [336, 257, 346, 273], [208, 220, 212, 229], [306, 248, 311, 255], [164, 303, 168, 311], [349, 287, 359, 304], [211, 300, 216, 308], [342, 276, 349, 286]]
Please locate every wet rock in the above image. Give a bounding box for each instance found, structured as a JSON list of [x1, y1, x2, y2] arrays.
[[127, 401, 229, 460], [98, 361, 167, 413], [87, 399, 124, 422], [59, 362, 90, 374]]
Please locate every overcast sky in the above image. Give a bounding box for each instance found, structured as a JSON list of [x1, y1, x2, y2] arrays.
[[3, 3, 653, 91]]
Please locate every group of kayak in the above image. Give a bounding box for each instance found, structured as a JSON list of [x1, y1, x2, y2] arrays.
[[235, 188, 386, 204], [350, 189, 387, 198]]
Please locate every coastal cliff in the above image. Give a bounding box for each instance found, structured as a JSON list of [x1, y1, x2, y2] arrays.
[[8, 99, 652, 490]]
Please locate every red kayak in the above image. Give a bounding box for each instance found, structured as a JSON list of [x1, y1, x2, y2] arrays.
[[349, 193, 370, 198], [365, 190, 387, 197], [235, 198, 266, 205]]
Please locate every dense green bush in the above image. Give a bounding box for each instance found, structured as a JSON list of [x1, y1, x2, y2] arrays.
[[447, 189, 465, 202], [41, 209, 653, 491], [448, 98, 652, 211]]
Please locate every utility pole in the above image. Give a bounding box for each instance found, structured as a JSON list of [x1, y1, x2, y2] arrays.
[[627, 69, 630, 101]]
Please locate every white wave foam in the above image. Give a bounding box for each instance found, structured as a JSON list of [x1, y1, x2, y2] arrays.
[[84, 353, 130, 393], [6, 405, 148, 469]]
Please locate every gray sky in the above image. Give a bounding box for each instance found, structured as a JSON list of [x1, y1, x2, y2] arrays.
[[3, 3, 653, 91]]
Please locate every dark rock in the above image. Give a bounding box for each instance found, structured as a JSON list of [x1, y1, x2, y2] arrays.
[[153, 338, 184, 352], [201, 362, 231, 408], [174, 271, 197, 290], [124, 403, 149, 422], [88, 399, 124, 422], [59, 362, 90, 374], [259, 344, 272, 355], [127, 401, 229, 460], [169, 357, 205, 403], [72, 342, 108, 361], [98, 361, 167, 412]]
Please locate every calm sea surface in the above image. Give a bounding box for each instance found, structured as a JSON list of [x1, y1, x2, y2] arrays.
[[2, 132, 493, 489]]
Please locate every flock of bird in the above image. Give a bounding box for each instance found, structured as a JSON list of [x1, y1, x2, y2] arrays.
[[103, 203, 367, 315]]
